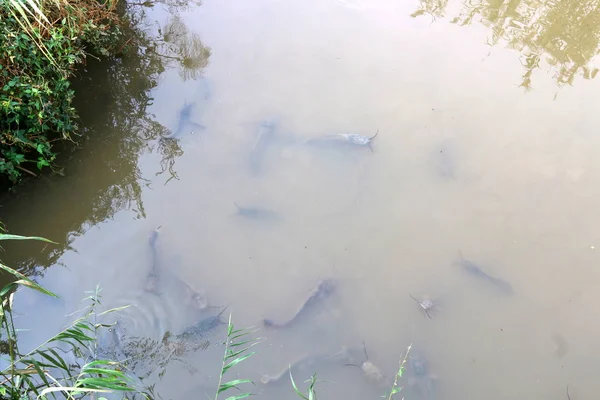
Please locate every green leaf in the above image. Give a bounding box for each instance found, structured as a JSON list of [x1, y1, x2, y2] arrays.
[[222, 352, 255, 374], [289, 369, 309, 400], [217, 379, 253, 394], [225, 393, 253, 400], [0, 263, 57, 298], [0, 233, 56, 243], [225, 347, 251, 361], [97, 305, 131, 316], [37, 349, 69, 372]]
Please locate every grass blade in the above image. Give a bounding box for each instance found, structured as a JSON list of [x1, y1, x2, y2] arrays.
[[289, 369, 309, 400], [0, 263, 57, 298], [225, 394, 253, 400], [222, 353, 255, 375], [0, 233, 56, 243]]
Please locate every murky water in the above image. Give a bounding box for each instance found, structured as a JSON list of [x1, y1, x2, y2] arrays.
[[2, 0, 600, 398]]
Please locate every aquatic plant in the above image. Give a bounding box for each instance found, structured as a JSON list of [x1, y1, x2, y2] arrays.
[[0, 232, 140, 399], [214, 314, 262, 400], [385, 344, 411, 400], [290, 372, 319, 400]]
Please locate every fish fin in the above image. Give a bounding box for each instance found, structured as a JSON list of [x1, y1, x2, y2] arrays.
[[370, 129, 379, 140]]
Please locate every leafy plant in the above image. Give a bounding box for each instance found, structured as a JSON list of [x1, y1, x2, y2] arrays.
[[385, 344, 411, 400], [290, 372, 319, 400], [0, 232, 140, 399], [0, 0, 125, 185], [214, 314, 262, 400]]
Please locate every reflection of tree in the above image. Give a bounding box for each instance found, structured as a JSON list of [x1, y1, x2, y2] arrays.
[[154, 14, 211, 81], [410, 0, 448, 20], [412, 0, 600, 89], [0, 3, 210, 277], [155, 137, 184, 185]]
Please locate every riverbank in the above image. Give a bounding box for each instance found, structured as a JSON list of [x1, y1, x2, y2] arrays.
[[0, 0, 127, 188]]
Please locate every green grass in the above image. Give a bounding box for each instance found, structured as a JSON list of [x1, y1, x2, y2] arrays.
[[0, 232, 141, 399], [1, 0, 124, 185]]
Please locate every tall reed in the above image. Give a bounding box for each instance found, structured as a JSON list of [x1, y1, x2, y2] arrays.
[[214, 314, 262, 400], [0, 232, 139, 399]]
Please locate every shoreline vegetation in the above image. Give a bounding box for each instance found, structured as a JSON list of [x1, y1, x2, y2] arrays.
[[1, 0, 211, 191], [1, 0, 127, 187]]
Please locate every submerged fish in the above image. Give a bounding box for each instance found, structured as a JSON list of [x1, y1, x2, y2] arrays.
[[304, 130, 379, 151], [409, 294, 439, 320], [261, 348, 350, 385], [407, 349, 437, 400], [176, 306, 227, 341], [249, 119, 277, 174], [97, 321, 126, 359], [234, 202, 279, 220], [145, 226, 162, 295], [263, 279, 335, 329], [344, 342, 389, 388], [145, 226, 210, 310], [166, 101, 205, 139], [455, 251, 514, 294]]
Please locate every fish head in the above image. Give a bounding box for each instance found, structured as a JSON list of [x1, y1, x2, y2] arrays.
[[421, 298, 435, 309], [190, 292, 209, 311], [353, 134, 370, 145], [97, 319, 126, 357], [260, 119, 277, 130], [362, 361, 384, 380], [318, 279, 336, 295], [408, 350, 429, 377]]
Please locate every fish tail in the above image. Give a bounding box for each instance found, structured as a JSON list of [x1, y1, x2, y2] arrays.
[[370, 129, 379, 140]]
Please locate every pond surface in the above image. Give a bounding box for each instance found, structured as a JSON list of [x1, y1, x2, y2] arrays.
[[2, 0, 600, 398]]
